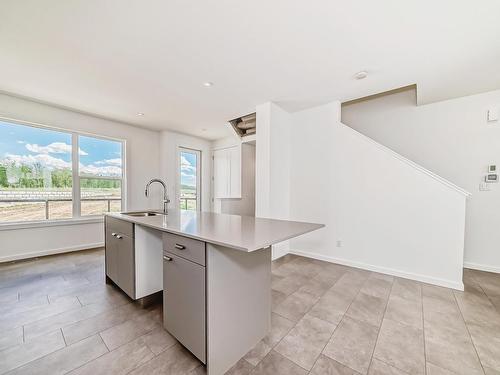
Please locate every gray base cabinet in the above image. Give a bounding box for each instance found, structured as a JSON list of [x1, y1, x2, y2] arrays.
[[105, 216, 135, 299], [163, 251, 206, 363]]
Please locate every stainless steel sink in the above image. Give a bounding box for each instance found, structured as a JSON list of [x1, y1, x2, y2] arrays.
[[122, 211, 164, 217]]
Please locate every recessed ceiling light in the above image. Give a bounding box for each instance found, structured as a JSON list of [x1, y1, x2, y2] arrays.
[[137, 112, 144, 116], [354, 71, 368, 80], [203, 82, 213, 87]]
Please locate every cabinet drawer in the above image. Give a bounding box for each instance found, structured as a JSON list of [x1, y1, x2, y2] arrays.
[[106, 216, 134, 238], [163, 233, 205, 266]]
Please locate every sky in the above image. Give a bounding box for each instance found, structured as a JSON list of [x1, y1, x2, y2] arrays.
[[0, 121, 122, 177], [180, 151, 197, 188]]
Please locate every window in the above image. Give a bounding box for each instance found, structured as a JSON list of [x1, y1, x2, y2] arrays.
[[179, 148, 200, 211], [0, 119, 124, 223], [79, 135, 123, 216]]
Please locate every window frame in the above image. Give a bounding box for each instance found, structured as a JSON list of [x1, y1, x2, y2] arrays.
[[0, 116, 126, 228], [177, 146, 201, 211]]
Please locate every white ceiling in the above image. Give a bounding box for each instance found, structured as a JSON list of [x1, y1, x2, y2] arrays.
[[1, 0, 499, 140]]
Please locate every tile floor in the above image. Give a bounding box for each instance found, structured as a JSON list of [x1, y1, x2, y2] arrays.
[[0, 249, 499, 374]]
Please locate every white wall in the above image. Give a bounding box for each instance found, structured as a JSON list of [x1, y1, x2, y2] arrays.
[[159, 130, 212, 213], [342, 88, 500, 273], [0, 93, 161, 262], [259, 101, 468, 289], [255, 103, 292, 259]]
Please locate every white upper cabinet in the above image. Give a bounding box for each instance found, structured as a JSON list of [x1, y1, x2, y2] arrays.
[[213, 145, 241, 199]]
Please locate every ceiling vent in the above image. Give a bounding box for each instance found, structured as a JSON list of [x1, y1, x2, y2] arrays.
[[229, 113, 256, 138]]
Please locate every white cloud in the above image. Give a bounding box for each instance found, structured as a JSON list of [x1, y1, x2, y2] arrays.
[[2, 153, 71, 170], [16, 140, 25, 144], [95, 158, 122, 166], [180, 155, 196, 174], [180, 155, 192, 167], [25, 142, 88, 156]]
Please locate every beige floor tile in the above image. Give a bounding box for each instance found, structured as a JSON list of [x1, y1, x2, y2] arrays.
[[467, 321, 500, 371], [273, 290, 319, 322], [23, 300, 119, 340], [360, 276, 393, 299], [0, 295, 81, 331], [0, 294, 48, 316], [384, 294, 423, 329], [0, 330, 65, 374], [0, 326, 23, 352], [76, 286, 130, 306], [250, 350, 307, 375], [68, 334, 155, 375], [426, 362, 457, 375], [262, 313, 295, 347], [311, 354, 360, 374], [313, 269, 343, 288], [455, 290, 500, 328], [271, 290, 287, 311], [323, 316, 379, 374], [484, 367, 500, 375], [391, 278, 421, 301], [368, 358, 407, 375], [244, 340, 272, 366], [141, 326, 177, 355], [99, 308, 162, 350], [490, 296, 500, 312], [297, 277, 333, 298], [331, 272, 369, 295], [425, 320, 483, 375], [8, 334, 108, 375], [423, 306, 468, 335], [62, 302, 145, 345], [272, 273, 310, 296], [308, 289, 356, 325], [275, 314, 336, 370], [128, 343, 201, 375], [224, 358, 253, 375], [373, 318, 424, 375], [345, 292, 387, 327], [423, 284, 456, 302]]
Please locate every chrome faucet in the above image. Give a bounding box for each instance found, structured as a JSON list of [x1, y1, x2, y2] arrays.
[[145, 178, 170, 214]]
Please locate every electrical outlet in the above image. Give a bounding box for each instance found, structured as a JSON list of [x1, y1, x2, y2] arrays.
[[479, 182, 491, 191], [336, 240, 342, 247]]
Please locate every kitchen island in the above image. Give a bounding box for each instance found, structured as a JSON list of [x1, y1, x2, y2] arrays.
[[105, 210, 323, 375]]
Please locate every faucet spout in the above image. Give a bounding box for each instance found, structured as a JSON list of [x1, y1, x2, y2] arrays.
[[145, 178, 170, 214]]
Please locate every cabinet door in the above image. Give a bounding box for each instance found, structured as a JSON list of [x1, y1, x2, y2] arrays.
[[228, 146, 241, 198], [116, 234, 135, 299], [163, 252, 206, 363], [105, 230, 118, 283], [213, 149, 229, 198]]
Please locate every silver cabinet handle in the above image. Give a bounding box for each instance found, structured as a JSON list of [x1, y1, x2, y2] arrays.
[[116, 235, 123, 239], [111, 232, 117, 237], [174, 244, 185, 250], [163, 255, 173, 261]]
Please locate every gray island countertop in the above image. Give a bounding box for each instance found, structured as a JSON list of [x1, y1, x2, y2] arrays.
[[106, 210, 324, 252]]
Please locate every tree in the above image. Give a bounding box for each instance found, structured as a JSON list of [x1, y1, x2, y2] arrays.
[[0, 166, 8, 187]]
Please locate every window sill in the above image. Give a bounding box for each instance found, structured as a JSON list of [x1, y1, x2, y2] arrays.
[[0, 216, 104, 231]]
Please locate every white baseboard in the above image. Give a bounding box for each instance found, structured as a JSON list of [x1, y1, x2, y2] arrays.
[[0, 243, 104, 263], [463, 262, 500, 274], [289, 249, 464, 291]]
